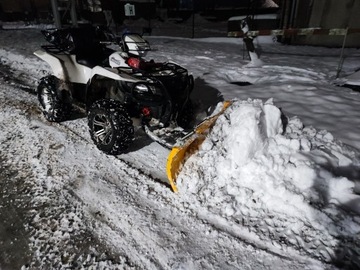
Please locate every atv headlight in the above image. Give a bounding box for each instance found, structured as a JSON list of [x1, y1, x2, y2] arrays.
[[134, 83, 149, 93], [134, 83, 162, 96]]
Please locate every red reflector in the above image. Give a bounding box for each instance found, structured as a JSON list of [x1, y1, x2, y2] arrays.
[[142, 107, 151, 117], [127, 57, 140, 69]]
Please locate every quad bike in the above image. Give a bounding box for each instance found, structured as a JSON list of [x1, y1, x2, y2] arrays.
[[34, 25, 230, 192]]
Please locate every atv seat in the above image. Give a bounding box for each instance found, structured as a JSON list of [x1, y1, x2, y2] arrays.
[[69, 26, 113, 68], [76, 50, 112, 68]]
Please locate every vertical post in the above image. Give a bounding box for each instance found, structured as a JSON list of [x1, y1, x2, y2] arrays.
[[50, 0, 61, 28], [281, 0, 291, 43], [192, 0, 195, 38], [336, 28, 348, 78], [290, 0, 297, 28], [70, 0, 78, 27], [241, 18, 262, 66]]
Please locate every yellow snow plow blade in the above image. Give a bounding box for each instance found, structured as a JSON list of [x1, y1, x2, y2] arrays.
[[166, 101, 232, 192]]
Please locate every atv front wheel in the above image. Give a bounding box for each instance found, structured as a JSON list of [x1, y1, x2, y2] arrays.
[[88, 99, 134, 155], [37, 75, 71, 122]]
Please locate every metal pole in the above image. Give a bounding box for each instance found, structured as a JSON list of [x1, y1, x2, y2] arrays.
[[70, 0, 78, 27], [192, 1, 195, 38], [336, 28, 348, 78], [50, 0, 61, 28], [281, 0, 290, 43]]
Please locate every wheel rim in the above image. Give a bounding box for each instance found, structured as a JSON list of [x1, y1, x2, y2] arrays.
[[93, 114, 113, 145], [40, 87, 52, 111]]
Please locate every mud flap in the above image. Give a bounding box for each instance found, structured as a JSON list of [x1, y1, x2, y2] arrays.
[[166, 101, 232, 192]]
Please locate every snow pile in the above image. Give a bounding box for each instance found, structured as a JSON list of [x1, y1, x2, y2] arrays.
[[179, 99, 360, 266], [262, 0, 279, 8], [345, 69, 360, 86]]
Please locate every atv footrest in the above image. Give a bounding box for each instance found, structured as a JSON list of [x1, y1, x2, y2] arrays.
[[144, 125, 188, 149]]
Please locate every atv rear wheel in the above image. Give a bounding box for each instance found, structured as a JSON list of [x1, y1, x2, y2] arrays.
[[88, 99, 134, 155], [37, 75, 71, 122]]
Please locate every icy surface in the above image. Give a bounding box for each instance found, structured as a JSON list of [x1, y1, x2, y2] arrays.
[[345, 69, 360, 86]]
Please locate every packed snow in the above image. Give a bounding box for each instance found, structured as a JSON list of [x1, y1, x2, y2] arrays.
[[345, 70, 360, 86], [0, 22, 360, 270]]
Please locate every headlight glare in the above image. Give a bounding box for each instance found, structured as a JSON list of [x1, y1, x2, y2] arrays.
[[134, 84, 149, 93]]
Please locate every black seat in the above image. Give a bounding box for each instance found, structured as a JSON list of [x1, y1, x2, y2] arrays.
[[70, 26, 111, 68]]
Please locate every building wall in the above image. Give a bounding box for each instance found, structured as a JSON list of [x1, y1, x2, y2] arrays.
[[0, 0, 49, 12], [0, 0, 51, 21], [293, 0, 360, 47]]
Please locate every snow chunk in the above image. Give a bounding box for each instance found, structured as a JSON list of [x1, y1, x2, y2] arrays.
[[180, 99, 283, 194]]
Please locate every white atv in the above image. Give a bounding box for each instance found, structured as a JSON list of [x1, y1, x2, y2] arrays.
[[34, 25, 194, 155]]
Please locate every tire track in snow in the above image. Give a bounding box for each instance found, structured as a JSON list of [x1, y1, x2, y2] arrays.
[[0, 87, 137, 268], [66, 162, 319, 270]]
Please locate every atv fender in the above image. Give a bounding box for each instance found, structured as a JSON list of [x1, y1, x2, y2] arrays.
[[34, 49, 65, 80], [90, 66, 138, 83], [35, 49, 91, 83]]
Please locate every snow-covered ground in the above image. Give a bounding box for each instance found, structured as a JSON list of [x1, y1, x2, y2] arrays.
[[0, 22, 360, 269]]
